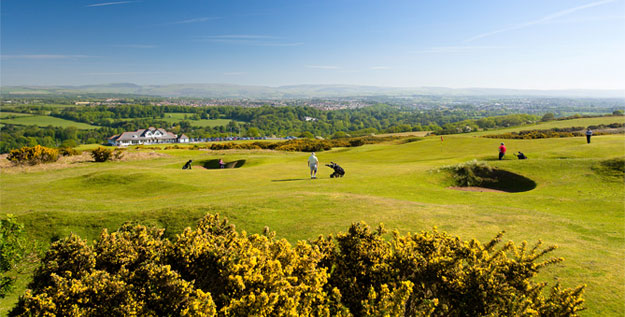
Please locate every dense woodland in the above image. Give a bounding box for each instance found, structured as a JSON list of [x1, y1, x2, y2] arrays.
[[0, 103, 550, 153]]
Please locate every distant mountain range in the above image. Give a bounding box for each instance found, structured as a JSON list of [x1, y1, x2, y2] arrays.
[[1, 83, 623, 99]]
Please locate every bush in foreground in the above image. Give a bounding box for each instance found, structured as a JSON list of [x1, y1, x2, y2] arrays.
[[10, 214, 585, 316], [6, 145, 59, 166]]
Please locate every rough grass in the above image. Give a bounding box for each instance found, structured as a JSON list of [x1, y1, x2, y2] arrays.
[[0, 118, 624, 315], [0, 115, 98, 129]]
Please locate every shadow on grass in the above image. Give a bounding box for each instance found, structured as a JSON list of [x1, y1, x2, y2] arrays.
[[271, 178, 309, 182], [445, 161, 537, 193], [474, 169, 537, 193], [196, 159, 246, 169]]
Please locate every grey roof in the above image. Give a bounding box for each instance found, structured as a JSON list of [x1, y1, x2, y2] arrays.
[[111, 128, 178, 142]]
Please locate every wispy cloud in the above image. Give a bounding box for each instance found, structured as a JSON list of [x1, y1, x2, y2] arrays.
[[87, 71, 169, 75], [465, 0, 617, 42], [113, 44, 157, 49], [306, 65, 340, 70], [413, 45, 510, 54], [86, 1, 135, 8], [1, 54, 91, 59], [165, 17, 221, 25], [370, 66, 390, 70], [196, 35, 303, 47]]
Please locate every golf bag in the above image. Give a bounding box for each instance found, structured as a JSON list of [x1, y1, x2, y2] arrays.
[[325, 162, 345, 178], [182, 160, 193, 169]]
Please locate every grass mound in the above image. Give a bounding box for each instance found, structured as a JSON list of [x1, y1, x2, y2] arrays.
[[81, 172, 144, 186], [197, 159, 246, 169], [442, 160, 536, 193], [592, 157, 625, 179], [76, 172, 193, 195]]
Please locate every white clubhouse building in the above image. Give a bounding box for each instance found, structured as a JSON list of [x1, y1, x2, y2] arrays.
[[108, 127, 189, 146]]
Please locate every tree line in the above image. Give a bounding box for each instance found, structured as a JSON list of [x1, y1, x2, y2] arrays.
[[1, 103, 565, 153]]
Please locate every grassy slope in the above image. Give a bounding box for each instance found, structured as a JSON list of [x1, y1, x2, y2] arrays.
[[0, 112, 33, 118], [0, 120, 624, 315], [0, 115, 98, 129], [473, 115, 625, 136]]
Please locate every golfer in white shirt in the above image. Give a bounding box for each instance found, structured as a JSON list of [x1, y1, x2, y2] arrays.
[[308, 152, 319, 179]]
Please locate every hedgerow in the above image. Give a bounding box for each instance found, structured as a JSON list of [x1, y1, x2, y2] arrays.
[[6, 145, 59, 165], [483, 123, 624, 140], [203, 136, 399, 152], [10, 214, 585, 316]]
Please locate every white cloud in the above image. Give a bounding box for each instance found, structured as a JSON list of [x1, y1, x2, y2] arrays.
[[196, 35, 303, 46], [466, 0, 617, 42], [166, 17, 221, 25], [87, 71, 169, 75], [413, 46, 510, 54], [86, 1, 135, 8]]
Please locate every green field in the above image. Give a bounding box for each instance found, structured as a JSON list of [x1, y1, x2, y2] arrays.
[[0, 112, 33, 118], [0, 115, 98, 129], [1, 118, 624, 315]]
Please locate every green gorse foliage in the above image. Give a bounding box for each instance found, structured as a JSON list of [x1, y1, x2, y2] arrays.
[[0, 215, 25, 298]]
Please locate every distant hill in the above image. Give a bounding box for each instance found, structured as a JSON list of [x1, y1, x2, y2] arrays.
[[1, 83, 623, 99]]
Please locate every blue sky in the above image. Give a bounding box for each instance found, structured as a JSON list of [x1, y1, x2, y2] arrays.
[[1, 0, 624, 89]]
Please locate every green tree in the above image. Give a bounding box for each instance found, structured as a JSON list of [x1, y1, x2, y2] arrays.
[[245, 127, 260, 137], [541, 113, 556, 122]]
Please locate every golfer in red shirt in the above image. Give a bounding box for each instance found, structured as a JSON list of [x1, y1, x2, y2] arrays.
[[498, 143, 506, 160]]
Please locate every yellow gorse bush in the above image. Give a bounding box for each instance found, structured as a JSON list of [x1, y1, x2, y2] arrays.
[[10, 214, 585, 316], [6, 145, 59, 165]]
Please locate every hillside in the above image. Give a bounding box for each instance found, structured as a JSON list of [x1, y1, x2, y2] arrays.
[[2, 83, 624, 98], [0, 118, 624, 315]]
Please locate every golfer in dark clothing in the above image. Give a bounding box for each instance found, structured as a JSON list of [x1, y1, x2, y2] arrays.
[[498, 143, 506, 160], [586, 129, 593, 144]]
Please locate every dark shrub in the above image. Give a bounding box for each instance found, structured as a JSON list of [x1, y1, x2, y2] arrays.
[[91, 147, 113, 162]]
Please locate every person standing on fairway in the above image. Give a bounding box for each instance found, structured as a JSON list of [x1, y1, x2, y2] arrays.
[[308, 152, 319, 179], [498, 142, 507, 160], [585, 128, 593, 144]]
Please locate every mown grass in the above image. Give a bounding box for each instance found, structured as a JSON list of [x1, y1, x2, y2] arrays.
[[0, 118, 624, 315], [0, 115, 98, 129]]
